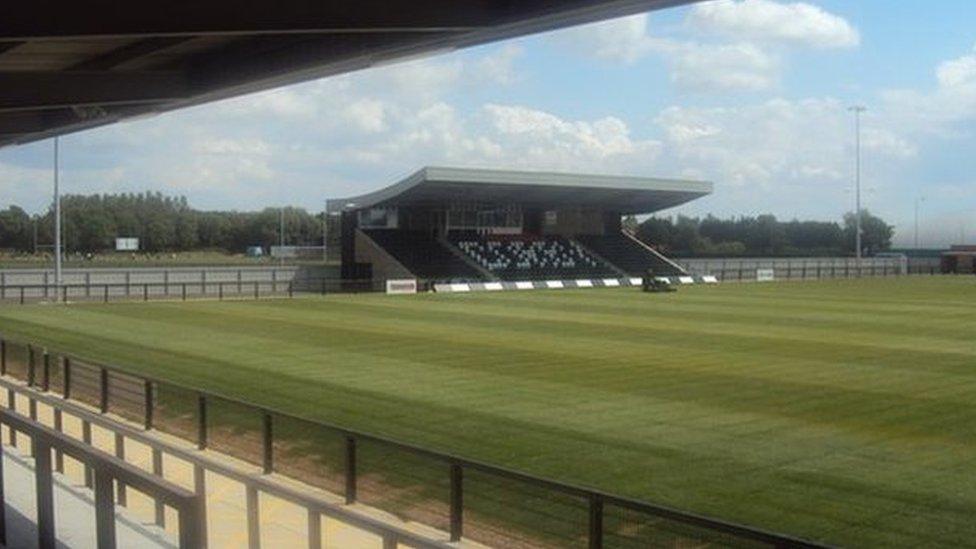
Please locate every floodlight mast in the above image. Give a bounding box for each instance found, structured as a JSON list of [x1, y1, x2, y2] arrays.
[[849, 105, 866, 267], [53, 136, 62, 301]]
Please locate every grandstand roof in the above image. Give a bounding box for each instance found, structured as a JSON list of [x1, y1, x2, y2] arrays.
[[0, 0, 698, 149], [327, 166, 712, 215]]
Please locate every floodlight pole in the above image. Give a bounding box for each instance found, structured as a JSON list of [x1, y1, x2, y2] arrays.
[[53, 136, 63, 301], [913, 196, 925, 249], [849, 105, 866, 264], [279, 206, 285, 267]]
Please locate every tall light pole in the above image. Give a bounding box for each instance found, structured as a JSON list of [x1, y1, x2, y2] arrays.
[[914, 196, 925, 249], [53, 136, 63, 300], [279, 206, 285, 266], [848, 105, 866, 263]]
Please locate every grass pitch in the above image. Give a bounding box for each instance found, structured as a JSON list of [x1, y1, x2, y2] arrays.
[[1, 277, 974, 547]]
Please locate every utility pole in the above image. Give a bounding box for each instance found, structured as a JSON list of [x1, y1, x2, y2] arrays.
[[914, 196, 925, 249], [279, 206, 285, 266], [53, 136, 63, 301], [848, 105, 866, 265]]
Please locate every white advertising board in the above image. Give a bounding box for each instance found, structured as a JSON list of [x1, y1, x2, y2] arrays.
[[115, 237, 139, 251], [756, 268, 775, 282], [385, 279, 418, 294]]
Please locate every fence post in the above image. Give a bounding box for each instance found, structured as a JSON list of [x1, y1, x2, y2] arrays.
[[34, 438, 56, 549], [42, 351, 50, 391], [53, 409, 64, 473], [83, 420, 93, 487], [182, 283, 187, 301], [6, 389, 14, 447], [588, 495, 604, 549], [153, 448, 165, 527], [247, 485, 260, 549], [94, 467, 118, 549], [115, 432, 127, 506], [104, 284, 109, 303], [307, 509, 322, 549], [219, 282, 224, 301], [62, 284, 68, 303], [450, 463, 463, 542], [263, 412, 273, 474], [197, 395, 208, 450], [126, 272, 131, 296], [144, 283, 149, 301], [63, 357, 71, 398], [86, 272, 91, 297], [27, 344, 35, 386], [0, 338, 5, 376], [20, 286, 24, 305], [144, 380, 153, 430], [193, 464, 209, 549], [0, 426, 4, 546], [345, 436, 357, 504], [254, 281, 259, 300], [100, 367, 109, 413]]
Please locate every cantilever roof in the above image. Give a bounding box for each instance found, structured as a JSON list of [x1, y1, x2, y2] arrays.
[[327, 166, 712, 215], [0, 0, 699, 149]]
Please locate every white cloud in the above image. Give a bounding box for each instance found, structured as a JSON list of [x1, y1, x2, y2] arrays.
[[661, 40, 780, 92], [688, 0, 860, 49], [937, 45, 976, 88], [556, 14, 655, 64]]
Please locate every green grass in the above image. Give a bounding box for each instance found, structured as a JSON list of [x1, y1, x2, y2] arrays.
[[1, 277, 974, 547]]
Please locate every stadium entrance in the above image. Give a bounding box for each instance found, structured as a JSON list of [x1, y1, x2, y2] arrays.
[[328, 166, 712, 289]]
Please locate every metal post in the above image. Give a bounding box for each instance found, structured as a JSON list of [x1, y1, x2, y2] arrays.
[[54, 136, 62, 303], [247, 485, 260, 549], [144, 283, 149, 301], [35, 438, 56, 549], [194, 464, 209, 549], [849, 105, 866, 267], [0, 429, 5, 546], [104, 284, 109, 303], [197, 395, 207, 450], [262, 412, 273, 474], [63, 357, 71, 398], [254, 281, 259, 300], [144, 380, 154, 430], [42, 351, 50, 391], [345, 436, 357, 504], [115, 432, 127, 506], [94, 467, 117, 549], [54, 409, 64, 473], [27, 344, 35, 386], [307, 509, 322, 549], [0, 338, 5, 376], [83, 420, 93, 488], [178, 497, 204, 549], [153, 448, 165, 527], [100, 367, 109, 413], [182, 283, 187, 301], [5, 389, 14, 447], [450, 463, 463, 542], [588, 495, 603, 549]]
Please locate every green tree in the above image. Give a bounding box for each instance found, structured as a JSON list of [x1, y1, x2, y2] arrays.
[[844, 209, 894, 255]]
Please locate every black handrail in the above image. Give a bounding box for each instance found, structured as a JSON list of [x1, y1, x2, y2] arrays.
[[0, 334, 830, 549]]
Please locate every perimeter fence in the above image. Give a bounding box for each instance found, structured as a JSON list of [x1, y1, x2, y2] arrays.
[[0, 335, 827, 549], [0, 277, 378, 304]]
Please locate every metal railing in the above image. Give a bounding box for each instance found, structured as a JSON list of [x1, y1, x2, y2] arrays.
[[0, 336, 829, 549], [0, 277, 378, 305], [0, 406, 203, 549], [676, 257, 942, 282]]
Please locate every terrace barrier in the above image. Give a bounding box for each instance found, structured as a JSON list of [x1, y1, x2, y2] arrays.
[[0, 335, 830, 549], [0, 277, 378, 305]]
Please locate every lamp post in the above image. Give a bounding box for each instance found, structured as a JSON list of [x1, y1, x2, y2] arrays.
[[914, 196, 925, 249], [53, 136, 63, 300], [848, 105, 866, 263]]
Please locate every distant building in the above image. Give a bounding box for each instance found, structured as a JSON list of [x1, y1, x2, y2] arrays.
[[942, 245, 976, 274], [327, 166, 712, 289]]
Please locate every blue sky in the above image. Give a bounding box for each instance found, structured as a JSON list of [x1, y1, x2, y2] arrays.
[[2, 0, 975, 246]]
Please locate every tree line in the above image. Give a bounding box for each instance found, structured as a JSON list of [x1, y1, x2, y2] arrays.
[[1, 192, 894, 256], [0, 193, 324, 254], [626, 212, 894, 257]]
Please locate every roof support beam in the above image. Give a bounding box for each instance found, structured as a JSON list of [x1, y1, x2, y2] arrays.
[[0, 71, 188, 113], [67, 37, 192, 71], [0, 1, 499, 39]]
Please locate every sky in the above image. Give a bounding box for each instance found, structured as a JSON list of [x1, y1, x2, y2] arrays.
[[2, 0, 975, 247]]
